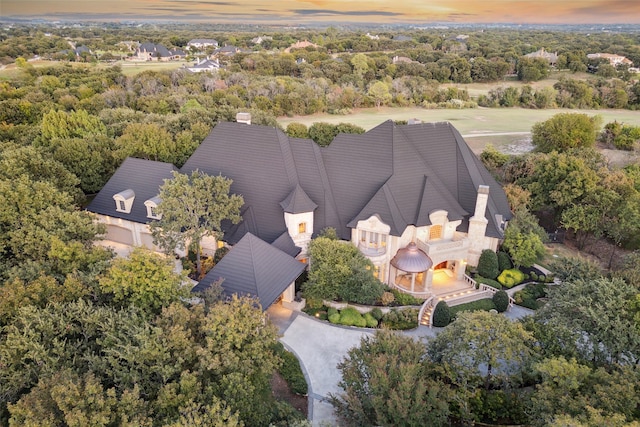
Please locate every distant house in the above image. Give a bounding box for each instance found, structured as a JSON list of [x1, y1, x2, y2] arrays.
[[187, 39, 219, 49], [185, 58, 221, 73], [366, 33, 380, 40], [524, 48, 558, 66], [134, 43, 185, 61], [392, 55, 415, 64], [285, 40, 319, 53], [587, 53, 633, 67], [88, 120, 512, 310], [251, 35, 273, 44], [213, 45, 244, 57]]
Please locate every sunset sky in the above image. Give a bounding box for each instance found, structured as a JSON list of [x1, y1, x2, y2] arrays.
[[2, 0, 640, 25]]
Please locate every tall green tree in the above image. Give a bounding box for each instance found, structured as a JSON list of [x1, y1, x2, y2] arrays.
[[533, 277, 640, 366], [304, 236, 384, 305], [151, 170, 243, 278], [501, 209, 547, 268], [531, 113, 601, 153], [427, 311, 534, 390], [99, 247, 188, 315], [367, 80, 392, 108], [331, 330, 452, 427]]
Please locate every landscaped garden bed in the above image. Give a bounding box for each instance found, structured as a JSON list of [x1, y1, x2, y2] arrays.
[[303, 303, 419, 330]]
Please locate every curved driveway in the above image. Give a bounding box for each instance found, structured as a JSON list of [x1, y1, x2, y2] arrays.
[[267, 304, 533, 426]]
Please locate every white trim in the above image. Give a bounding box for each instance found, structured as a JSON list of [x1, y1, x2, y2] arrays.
[[113, 189, 135, 213]]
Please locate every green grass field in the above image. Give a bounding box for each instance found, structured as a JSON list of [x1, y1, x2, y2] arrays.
[[0, 59, 190, 79], [278, 107, 640, 155]]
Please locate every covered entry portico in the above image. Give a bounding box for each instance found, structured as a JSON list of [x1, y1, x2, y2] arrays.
[[391, 242, 470, 299]]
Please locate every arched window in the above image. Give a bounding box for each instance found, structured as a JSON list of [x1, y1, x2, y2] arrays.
[[429, 224, 443, 240]]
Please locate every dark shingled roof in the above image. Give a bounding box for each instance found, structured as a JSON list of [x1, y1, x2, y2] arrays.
[[93, 120, 511, 247], [192, 233, 306, 310], [271, 231, 302, 258], [280, 184, 317, 214], [178, 120, 511, 243], [86, 157, 177, 223]]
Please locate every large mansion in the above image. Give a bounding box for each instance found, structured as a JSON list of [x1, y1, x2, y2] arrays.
[[88, 120, 512, 309]]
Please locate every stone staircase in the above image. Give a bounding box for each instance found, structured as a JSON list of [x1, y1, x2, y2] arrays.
[[419, 287, 492, 326]]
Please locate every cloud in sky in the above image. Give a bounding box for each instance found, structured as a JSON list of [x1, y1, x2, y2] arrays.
[[2, 0, 640, 23]]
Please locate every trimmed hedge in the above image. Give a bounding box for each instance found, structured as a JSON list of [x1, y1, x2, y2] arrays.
[[497, 251, 513, 271], [339, 307, 367, 327], [449, 299, 497, 319], [273, 342, 308, 395], [493, 290, 510, 313], [497, 269, 526, 288], [475, 276, 503, 290], [364, 312, 379, 328], [477, 249, 500, 279], [432, 301, 451, 327]]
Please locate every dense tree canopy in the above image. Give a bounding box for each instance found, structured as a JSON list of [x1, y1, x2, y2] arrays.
[[151, 170, 244, 278]]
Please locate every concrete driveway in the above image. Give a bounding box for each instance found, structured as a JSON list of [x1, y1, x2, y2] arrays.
[[267, 303, 534, 426]]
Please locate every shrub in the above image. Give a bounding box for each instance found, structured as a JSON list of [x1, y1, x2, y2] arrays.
[[364, 312, 379, 328], [327, 307, 338, 317], [449, 299, 497, 319], [477, 249, 500, 279], [339, 307, 366, 327], [432, 301, 451, 327], [390, 288, 422, 306], [513, 282, 547, 310], [380, 291, 395, 306], [497, 269, 525, 288], [305, 298, 324, 309], [380, 309, 419, 330], [370, 307, 384, 321], [213, 246, 229, 264], [475, 276, 502, 290], [493, 290, 510, 313], [497, 251, 513, 271], [328, 312, 341, 323], [273, 342, 308, 395]]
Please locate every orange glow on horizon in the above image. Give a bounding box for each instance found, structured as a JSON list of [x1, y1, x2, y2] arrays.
[[2, 0, 640, 24]]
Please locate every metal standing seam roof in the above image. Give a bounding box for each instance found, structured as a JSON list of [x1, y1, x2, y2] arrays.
[[90, 119, 512, 249], [191, 232, 306, 310], [86, 157, 178, 223], [390, 242, 433, 273]]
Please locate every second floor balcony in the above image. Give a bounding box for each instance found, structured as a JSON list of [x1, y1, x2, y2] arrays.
[[417, 232, 469, 258]]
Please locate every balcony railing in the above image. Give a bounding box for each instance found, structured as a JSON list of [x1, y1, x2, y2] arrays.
[[417, 233, 469, 256], [358, 241, 387, 256]]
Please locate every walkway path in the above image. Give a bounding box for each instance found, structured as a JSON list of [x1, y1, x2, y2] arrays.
[[267, 303, 534, 426]]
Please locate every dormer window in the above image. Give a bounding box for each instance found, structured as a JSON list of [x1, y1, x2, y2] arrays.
[[298, 222, 307, 234], [113, 189, 135, 214], [144, 196, 162, 220]]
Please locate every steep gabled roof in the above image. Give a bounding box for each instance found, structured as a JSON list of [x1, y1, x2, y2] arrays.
[[94, 120, 511, 245], [271, 231, 302, 258], [181, 122, 300, 244], [86, 157, 177, 223], [192, 233, 305, 310]]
